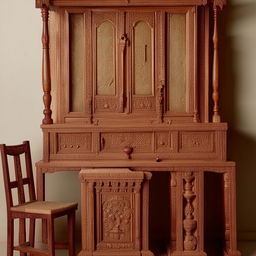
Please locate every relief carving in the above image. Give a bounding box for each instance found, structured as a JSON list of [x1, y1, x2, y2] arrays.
[[57, 133, 92, 153], [180, 132, 214, 153], [103, 196, 132, 241], [155, 132, 172, 152], [133, 97, 156, 111], [101, 132, 152, 152], [95, 98, 118, 112], [183, 172, 197, 251]]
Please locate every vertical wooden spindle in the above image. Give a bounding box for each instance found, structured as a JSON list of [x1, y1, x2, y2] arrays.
[[212, 4, 221, 123], [41, 6, 53, 124]]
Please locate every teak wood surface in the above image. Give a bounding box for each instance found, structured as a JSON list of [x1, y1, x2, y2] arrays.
[[34, 0, 241, 255]]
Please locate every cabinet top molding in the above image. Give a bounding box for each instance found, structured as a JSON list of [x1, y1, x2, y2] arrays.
[[36, 0, 227, 8]]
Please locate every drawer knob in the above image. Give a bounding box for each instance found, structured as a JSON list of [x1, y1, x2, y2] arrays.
[[123, 146, 133, 159], [104, 104, 109, 109]]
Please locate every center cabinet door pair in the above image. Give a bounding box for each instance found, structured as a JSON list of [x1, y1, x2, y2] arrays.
[[60, 7, 197, 123]]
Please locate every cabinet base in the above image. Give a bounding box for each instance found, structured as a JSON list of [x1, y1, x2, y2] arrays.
[[224, 249, 242, 256], [78, 250, 154, 256]]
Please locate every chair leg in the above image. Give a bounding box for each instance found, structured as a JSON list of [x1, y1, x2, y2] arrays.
[[29, 219, 35, 247], [68, 211, 76, 256], [19, 218, 27, 256], [7, 218, 14, 256], [47, 217, 55, 256]]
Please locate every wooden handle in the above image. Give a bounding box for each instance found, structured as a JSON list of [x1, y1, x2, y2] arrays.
[[119, 34, 128, 113], [123, 146, 133, 159]]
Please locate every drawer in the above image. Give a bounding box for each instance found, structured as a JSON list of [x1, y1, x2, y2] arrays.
[[100, 132, 153, 153], [155, 132, 177, 153], [56, 133, 92, 154], [179, 131, 215, 153]]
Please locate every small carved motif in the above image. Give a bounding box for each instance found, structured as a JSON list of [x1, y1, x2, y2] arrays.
[[57, 133, 92, 153], [155, 132, 171, 152], [133, 97, 155, 111], [180, 132, 214, 153], [95, 98, 118, 112]]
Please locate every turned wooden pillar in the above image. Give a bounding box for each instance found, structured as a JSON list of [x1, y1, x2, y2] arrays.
[[41, 5, 53, 124], [212, 0, 226, 123], [170, 171, 206, 256]]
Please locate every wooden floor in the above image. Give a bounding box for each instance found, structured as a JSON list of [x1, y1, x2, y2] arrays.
[[0, 242, 254, 256]]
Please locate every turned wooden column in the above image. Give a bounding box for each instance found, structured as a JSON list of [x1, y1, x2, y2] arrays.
[[41, 5, 53, 124], [212, 0, 226, 123], [170, 171, 206, 256]]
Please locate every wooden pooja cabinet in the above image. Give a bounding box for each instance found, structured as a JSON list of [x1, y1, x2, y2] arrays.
[[35, 0, 241, 255]]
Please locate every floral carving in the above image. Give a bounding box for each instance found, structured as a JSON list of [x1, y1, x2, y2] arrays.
[[133, 97, 155, 111], [103, 197, 132, 241]]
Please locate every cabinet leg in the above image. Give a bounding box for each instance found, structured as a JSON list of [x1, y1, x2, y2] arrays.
[[223, 168, 241, 256], [36, 166, 47, 243]]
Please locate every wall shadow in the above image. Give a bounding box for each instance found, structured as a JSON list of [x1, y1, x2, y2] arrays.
[[219, 0, 256, 243]]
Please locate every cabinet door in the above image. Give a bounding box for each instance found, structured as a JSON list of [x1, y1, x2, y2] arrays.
[[92, 11, 122, 114], [164, 8, 196, 118], [126, 11, 156, 115]]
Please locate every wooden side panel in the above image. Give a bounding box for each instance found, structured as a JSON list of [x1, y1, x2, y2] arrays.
[[69, 13, 85, 112], [168, 13, 186, 112]]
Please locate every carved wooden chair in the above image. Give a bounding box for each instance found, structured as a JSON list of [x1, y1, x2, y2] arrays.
[[0, 141, 78, 256]]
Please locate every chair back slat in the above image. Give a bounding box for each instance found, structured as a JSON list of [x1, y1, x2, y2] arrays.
[[0, 141, 36, 210], [14, 155, 26, 205], [24, 141, 36, 202]]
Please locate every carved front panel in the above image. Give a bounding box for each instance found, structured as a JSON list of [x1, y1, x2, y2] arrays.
[[155, 132, 175, 152], [100, 132, 153, 152], [179, 132, 214, 153], [95, 97, 119, 112], [132, 97, 156, 112], [57, 133, 92, 153], [97, 193, 134, 249]]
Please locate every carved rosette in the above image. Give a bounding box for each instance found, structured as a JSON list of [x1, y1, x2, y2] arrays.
[[183, 172, 197, 251]]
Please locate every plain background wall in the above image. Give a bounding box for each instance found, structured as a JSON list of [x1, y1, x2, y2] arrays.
[[1, 0, 256, 248]]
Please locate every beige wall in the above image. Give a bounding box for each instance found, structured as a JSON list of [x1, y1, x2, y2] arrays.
[[0, 0, 256, 245]]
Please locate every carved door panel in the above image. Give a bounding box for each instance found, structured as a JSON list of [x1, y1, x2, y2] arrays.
[[126, 11, 157, 116], [92, 11, 123, 114]]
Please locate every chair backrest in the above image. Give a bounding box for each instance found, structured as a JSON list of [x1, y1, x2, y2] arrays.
[[0, 141, 36, 210]]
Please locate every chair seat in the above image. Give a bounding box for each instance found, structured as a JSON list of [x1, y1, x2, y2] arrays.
[[11, 201, 78, 215]]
